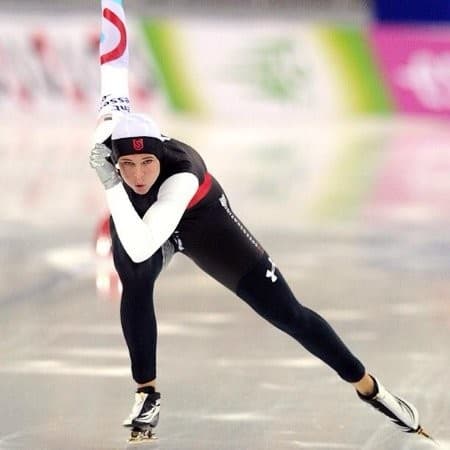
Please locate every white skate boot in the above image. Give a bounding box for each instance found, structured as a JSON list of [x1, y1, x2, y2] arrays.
[[358, 375, 434, 441], [123, 389, 160, 442]]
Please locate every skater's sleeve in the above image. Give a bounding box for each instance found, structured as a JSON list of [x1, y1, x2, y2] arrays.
[[105, 173, 199, 262]]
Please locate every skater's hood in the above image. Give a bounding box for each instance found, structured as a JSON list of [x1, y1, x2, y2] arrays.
[[111, 113, 166, 162]]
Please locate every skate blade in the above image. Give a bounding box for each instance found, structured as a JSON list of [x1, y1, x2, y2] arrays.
[[128, 429, 157, 444], [416, 426, 439, 446]]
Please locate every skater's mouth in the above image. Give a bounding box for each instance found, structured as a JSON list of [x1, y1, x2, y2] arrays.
[[134, 184, 150, 194]]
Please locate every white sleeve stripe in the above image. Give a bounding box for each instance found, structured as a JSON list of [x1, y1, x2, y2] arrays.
[[105, 173, 199, 263]]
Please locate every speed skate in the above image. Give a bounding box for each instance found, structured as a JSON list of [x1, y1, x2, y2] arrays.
[[358, 375, 438, 445], [123, 390, 161, 444]]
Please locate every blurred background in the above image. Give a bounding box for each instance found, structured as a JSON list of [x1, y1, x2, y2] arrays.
[[0, 1, 449, 449]]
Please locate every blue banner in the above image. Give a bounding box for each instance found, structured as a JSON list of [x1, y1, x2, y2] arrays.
[[374, 0, 450, 22]]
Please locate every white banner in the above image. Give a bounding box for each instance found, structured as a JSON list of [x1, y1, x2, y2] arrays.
[[0, 17, 155, 115]]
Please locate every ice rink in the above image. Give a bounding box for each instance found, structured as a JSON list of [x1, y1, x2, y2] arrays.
[[1, 116, 449, 450]]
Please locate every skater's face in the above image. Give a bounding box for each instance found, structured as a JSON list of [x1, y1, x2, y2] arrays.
[[118, 153, 161, 195]]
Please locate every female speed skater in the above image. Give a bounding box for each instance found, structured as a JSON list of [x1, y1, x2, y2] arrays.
[[89, 113, 433, 443]]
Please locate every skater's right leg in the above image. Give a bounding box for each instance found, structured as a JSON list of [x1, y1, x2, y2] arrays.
[[111, 221, 164, 435], [111, 220, 163, 384]]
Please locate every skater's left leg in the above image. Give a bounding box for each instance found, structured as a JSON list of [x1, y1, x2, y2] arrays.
[[236, 257, 431, 437], [180, 196, 366, 382], [235, 254, 366, 383], [179, 196, 431, 438]]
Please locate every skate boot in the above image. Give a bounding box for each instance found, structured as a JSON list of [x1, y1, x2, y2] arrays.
[[358, 375, 434, 441], [123, 387, 161, 443]]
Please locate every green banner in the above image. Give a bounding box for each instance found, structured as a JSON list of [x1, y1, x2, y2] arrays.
[[317, 26, 393, 114], [140, 20, 204, 114]]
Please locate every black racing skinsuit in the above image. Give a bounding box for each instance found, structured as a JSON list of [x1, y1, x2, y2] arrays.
[[110, 138, 366, 384]]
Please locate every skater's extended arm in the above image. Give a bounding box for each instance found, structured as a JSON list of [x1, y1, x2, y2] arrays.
[[105, 173, 198, 262]]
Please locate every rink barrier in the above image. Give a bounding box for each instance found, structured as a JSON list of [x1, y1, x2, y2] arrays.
[[369, 25, 450, 117], [0, 17, 449, 117]]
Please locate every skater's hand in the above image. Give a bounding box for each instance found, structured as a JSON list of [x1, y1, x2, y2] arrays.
[[89, 143, 121, 190]]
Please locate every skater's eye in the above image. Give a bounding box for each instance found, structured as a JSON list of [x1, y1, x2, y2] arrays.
[[119, 160, 136, 170]]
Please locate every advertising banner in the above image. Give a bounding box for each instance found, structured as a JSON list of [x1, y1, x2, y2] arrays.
[[1, 17, 449, 119], [0, 17, 156, 115], [370, 26, 450, 117], [139, 20, 351, 119], [0, 17, 389, 120]]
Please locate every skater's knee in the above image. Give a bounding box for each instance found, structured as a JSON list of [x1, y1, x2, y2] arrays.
[[271, 303, 310, 336], [289, 306, 327, 339], [114, 248, 163, 280]]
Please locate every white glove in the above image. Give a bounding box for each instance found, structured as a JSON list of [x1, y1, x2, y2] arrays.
[[89, 143, 121, 190]]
